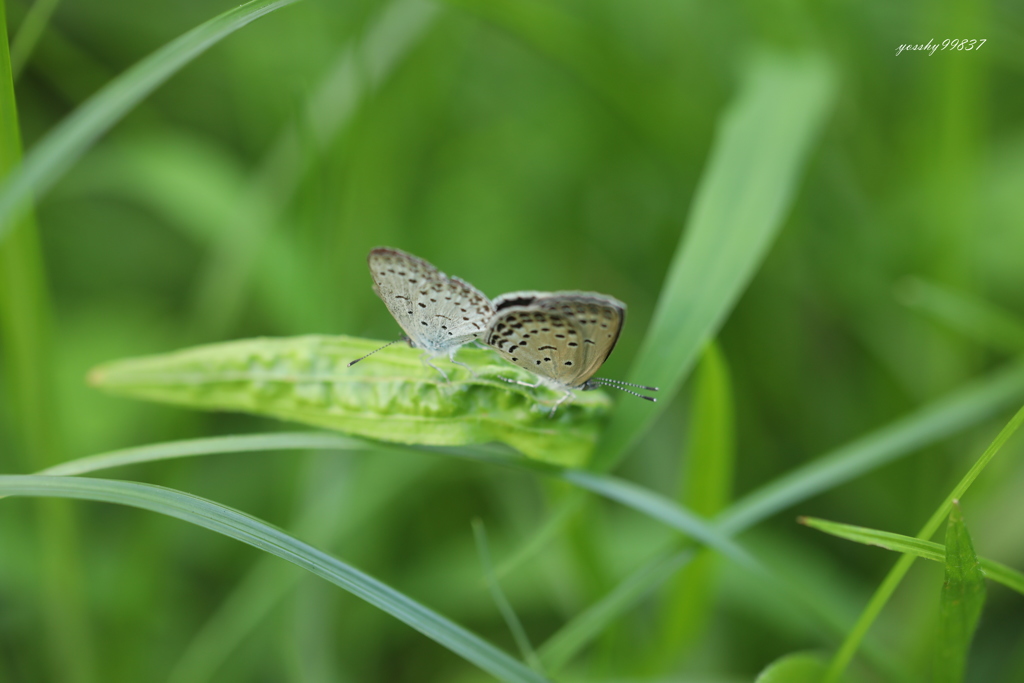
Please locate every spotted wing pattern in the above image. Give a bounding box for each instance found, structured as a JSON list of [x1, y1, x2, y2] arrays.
[[368, 248, 494, 355], [484, 291, 625, 389]]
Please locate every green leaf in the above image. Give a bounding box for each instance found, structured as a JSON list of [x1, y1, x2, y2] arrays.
[[825, 404, 1024, 682], [530, 359, 1024, 672], [720, 359, 1024, 535], [656, 343, 735, 661], [1, 8, 97, 680], [9, 0, 60, 77], [0, 475, 549, 683], [21, 430, 756, 570], [0, 0, 301, 242], [472, 520, 545, 675], [595, 50, 836, 470], [936, 503, 986, 683], [167, 452, 437, 683], [559, 469, 759, 571], [88, 336, 611, 467], [898, 277, 1024, 354], [537, 548, 696, 672], [755, 651, 831, 683], [801, 517, 1024, 596], [38, 432, 365, 477]]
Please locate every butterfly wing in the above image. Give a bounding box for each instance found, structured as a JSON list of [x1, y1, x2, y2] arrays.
[[485, 291, 625, 389], [368, 248, 493, 353]]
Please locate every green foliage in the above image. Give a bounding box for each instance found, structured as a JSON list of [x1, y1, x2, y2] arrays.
[[656, 343, 735, 663], [0, 474, 549, 683], [824, 405, 1024, 682], [595, 50, 835, 470], [2, 0, 1024, 680], [801, 516, 1024, 596], [755, 652, 831, 683], [89, 335, 610, 467], [937, 503, 986, 683], [0, 0, 301, 239]]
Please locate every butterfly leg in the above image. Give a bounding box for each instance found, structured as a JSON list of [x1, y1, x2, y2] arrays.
[[448, 349, 481, 380], [548, 390, 575, 418], [495, 375, 541, 389], [420, 353, 450, 383]]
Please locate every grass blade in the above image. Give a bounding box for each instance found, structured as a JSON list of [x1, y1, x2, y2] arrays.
[[494, 357, 1024, 589], [0, 0, 301, 241], [561, 469, 758, 572], [754, 652, 830, 683], [1, 8, 95, 680], [824, 404, 1024, 682], [10, 0, 61, 77], [898, 277, 1024, 354], [168, 453, 437, 683], [937, 503, 986, 683], [0, 475, 549, 683], [38, 432, 364, 477], [473, 519, 545, 675], [534, 361, 1024, 670], [801, 517, 1024, 596], [188, 0, 438, 338], [718, 359, 1024, 535], [537, 548, 695, 672], [595, 50, 835, 470], [653, 343, 734, 666]]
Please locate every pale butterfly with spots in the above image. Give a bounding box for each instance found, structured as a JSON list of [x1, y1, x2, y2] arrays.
[[484, 291, 658, 414], [348, 247, 494, 379]]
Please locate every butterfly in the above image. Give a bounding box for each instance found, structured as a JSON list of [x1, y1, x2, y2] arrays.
[[483, 291, 657, 413], [349, 247, 494, 380]]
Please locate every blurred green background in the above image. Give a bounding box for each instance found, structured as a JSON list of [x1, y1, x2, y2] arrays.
[[2, 0, 1024, 681]]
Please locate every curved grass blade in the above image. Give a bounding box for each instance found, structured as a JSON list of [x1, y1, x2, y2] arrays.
[[87, 336, 611, 467], [39, 364, 1024, 676], [26, 428, 746, 586], [29, 426, 757, 589], [189, 0, 438, 338], [655, 343, 734, 664], [10, 0, 61, 78], [937, 503, 986, 683], [473, 519, 545, 675], [560, 469, 758, 572], [595, 50, 836, 470], [1, 10, 96, 680], [0, 0, 301, 242], [536, 548, 695, 672], [801, 517, 1024, 596], [168, 452, 437, 683], [496, 359, 1024, 587], [824, 404, 1024, 682], [719, 358, 1024, 535], [898, 277, 1024, 354], [39, 432, 364, 477], [0, 475, 549, 683], [755, 652, 830, 683], [435, 0, 663, 149], [533, 360, 1024, 670]]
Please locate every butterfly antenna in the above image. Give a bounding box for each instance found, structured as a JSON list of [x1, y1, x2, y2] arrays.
[[347, 337, 406, 367], [593, 377, 659, 392], [592, 380, 657, 402]]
